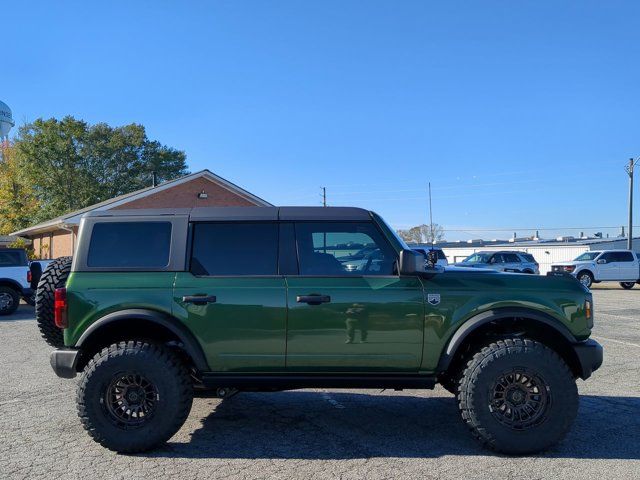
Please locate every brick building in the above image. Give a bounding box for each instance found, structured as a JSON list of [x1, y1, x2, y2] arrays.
[[11, 170, 271, 258]]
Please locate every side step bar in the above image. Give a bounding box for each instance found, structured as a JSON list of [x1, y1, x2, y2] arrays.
[[200, 373, 436, 390]]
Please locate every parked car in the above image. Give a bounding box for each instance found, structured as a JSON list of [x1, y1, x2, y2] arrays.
[[455, 250, 540, 274], [0, 248, 52, 314], [551, 250, 640, 289], [411, 246, 449, 267], [44, 207, 601, 455]]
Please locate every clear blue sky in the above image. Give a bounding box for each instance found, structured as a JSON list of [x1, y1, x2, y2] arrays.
[[4, 1, 640, 240]]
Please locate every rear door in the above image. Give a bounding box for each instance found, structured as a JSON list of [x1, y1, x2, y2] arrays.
[[502, 253, 522, 272], [285, 221, 424, 372], [615, 251, 637, 280], [173, 222, 287, 372]]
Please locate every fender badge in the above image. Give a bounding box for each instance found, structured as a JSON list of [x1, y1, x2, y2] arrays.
[[427, 293, 441, 306]]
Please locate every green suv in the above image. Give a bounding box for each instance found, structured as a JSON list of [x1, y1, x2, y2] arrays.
[[45, 206, 602, 454]]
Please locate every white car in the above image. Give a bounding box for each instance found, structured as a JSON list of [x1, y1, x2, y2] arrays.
[[551, 250, 640, 289]]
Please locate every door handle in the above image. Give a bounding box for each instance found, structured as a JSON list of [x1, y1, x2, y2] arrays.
[[182, 295, 217, 305], [296, 294, 331, 305]]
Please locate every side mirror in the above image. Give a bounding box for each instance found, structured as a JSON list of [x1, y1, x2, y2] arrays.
[[426, 250, 439, 267], [597, 259, 606, 264], [399, 249, 425, 275]]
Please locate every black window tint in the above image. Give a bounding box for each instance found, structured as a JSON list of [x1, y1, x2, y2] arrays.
[[191, 223, 278, 275], [521, 253, 536, 263], [599, 252, 615, 262], [616, 252, 634, 262], [295, 222, 396, 276], [437, 250, 447, 260], [87, 222, 171, 268], [0, 251, 25, 266], [504, 253, 521, 263], [491, 254, 505, 264]]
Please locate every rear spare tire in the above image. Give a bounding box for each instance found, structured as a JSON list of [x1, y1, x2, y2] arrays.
[[458, 337, 578, 454], [35, 256, 72, 347]]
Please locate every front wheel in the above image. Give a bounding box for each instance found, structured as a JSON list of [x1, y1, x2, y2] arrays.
[[577, 271, 593, 289], [77, 341, 193, 453], [620, 282, 635, 290], [458, 338, 578, 454]]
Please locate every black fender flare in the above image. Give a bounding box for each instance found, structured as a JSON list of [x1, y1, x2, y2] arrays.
[[75, 308, 210, 372], [0, 278, 25, 293], [437, 307, 578, 372]]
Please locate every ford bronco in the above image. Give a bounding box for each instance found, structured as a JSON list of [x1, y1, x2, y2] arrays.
[[43, 207, 602, 454]]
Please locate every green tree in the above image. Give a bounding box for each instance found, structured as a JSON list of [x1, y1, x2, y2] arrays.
[[0, 143, 41, 235], [397, 223, 445, 244], [14, 116, 188, 224]]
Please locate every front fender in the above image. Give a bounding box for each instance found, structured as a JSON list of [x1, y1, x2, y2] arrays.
[[435, 307, 577, 372]]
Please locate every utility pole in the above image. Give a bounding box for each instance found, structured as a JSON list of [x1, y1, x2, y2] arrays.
[[625, 158, 637, 250], [428, 182, 434, 245], [321, 187, 327, 207]]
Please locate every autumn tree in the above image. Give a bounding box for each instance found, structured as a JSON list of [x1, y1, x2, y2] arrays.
[[0, 143, 41, 235], [13, 116, 189, 225], [397, 223, 445, 244]]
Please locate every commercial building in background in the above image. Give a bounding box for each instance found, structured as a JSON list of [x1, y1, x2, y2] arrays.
[[433, 237, 640, 274], [11, 169, 271, 258]]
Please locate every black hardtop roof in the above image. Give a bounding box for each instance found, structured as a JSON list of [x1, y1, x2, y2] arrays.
[[81, 206, 373, 222]]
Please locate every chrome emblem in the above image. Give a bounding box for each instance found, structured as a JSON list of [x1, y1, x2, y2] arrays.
[[427, 293, 441, 306]]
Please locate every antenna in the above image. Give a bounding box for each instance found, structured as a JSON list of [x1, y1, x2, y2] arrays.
[[428, 182, 434, 245]]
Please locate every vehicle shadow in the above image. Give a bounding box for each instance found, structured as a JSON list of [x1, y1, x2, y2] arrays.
[[146, 392, 640, 460], [0, 304, 35, 322]]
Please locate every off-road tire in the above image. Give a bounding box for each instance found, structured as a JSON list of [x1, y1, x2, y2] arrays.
[[0, 286, 20, 316], [77, 341, 193, 453], [35, 256, 72, 347], [620, 282, 635, 290], [576, 271, 593, 289], [458, 338, 578, 454]]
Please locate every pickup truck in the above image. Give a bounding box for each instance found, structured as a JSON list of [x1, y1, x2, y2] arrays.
[[551, 249, 640, 289], [0, 248, 52, 314]]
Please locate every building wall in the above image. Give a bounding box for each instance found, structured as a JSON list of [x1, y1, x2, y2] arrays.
[[112, 177, 258, 210]]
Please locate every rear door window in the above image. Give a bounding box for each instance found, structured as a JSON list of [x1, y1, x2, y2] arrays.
[[87, 222, 172, 268], [0, 251, 25, 267], [616, 251, 635, 262], [190, 223, 278, 275], [504, 253, 521, 263]]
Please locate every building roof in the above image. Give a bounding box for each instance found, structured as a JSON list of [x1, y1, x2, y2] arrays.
[[11, 169, 273, 236]]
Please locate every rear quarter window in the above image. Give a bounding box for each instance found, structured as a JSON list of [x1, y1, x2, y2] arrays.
[[87, 222, 172, 268]]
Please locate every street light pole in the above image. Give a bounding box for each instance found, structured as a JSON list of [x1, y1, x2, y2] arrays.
[[626, 158, 636, 250]]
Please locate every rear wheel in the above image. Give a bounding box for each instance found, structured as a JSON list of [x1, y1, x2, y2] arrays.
[[577, 271, 593, 289], [35, 256, 72, 347], [77, 341, 193, 453], [620, 282, 635, 290], [458, 337, 578, 454], [0, 286, 20, 316]]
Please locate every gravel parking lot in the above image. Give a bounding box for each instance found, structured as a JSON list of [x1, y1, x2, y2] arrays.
[[1, 288, 639, 480]]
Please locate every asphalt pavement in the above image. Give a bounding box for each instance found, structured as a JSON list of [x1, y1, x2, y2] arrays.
[[1, 287, 639, 479]]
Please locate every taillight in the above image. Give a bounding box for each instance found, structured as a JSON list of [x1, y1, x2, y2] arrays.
[[564, 266, 576, 273], [27, 270, 32, 283], [54, 288, 68, 329]]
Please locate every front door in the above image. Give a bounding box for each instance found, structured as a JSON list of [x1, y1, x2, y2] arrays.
[[597, 252, 619, 280], [173, 222, 287, 372], [285, 221, 424, 372]]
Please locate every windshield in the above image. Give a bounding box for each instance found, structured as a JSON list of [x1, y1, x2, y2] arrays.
[[574, 252, 601, 261], [463, 253, 492, 264]]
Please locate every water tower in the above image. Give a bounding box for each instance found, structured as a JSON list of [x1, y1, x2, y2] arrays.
[[0, 100, 15, 144]]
